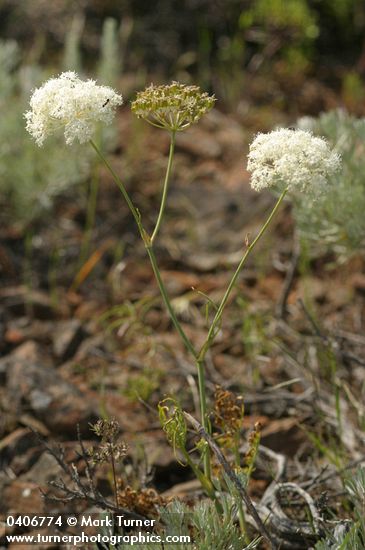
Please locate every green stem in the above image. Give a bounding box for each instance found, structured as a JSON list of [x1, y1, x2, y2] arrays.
[[90, 139, 146, 241], [90, 140, 196, 360], [197, 359, 211, 478], [237, 500, 249, 542], [233, 434, 249, 541], [110, 452, 119, 509], [181, 449, 215, 499], [151, 131, 176, 244], [89, 140, 212, 483], [198, 188, 288, 361], [146, 244, 197, 359]]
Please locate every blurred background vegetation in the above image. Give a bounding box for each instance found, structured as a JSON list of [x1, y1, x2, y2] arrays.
[[1, 0, 365, 111], [1, 5, 365, 546], [1, 0, 365, 253]]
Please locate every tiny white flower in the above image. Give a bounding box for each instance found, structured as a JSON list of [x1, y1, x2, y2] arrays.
[[25, 71, 123, 146], [247, 128, 341, 195]]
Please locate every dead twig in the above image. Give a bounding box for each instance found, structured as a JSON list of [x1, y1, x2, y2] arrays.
[[259, 481, 325, 549], [302, 455, 365, 490], [32, 428, 145, 521]]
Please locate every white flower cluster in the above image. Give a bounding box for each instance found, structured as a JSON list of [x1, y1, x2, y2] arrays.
[[247, 128, 341, 194], [25, 72, 123, 146]]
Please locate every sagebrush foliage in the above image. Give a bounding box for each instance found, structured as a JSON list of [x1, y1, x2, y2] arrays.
[[294, 110, 365, 259], [0, 19, 120, 224], [96, 498, 261, 550], [315, 467, 365, 550]]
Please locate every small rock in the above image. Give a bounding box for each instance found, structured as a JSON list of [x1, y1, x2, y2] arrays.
[[162, 478, 201, 498], [20, 452, 63, 485], [226, 162, 250, 190], [0, 358, 7, 385], [216, 126, 244, 158], [0, 340, 42, 384], [73, 333, 105, 361], [176, 130, 222, 159], [0, 286, 68, 319], [1, 481, 45, 514], [9, 446, 44, 477], [351, 273, 365, 294], [1, 519, 14, 545], [52, 319, 86, 362], [4, 327, 25, 345], [0, 409, 18, 440], [0, 428, 40, 464], [6, 359, 98, 436], [261, 418, 303, 455], [19, 414, 50, 436], [8, 340, 41, 361], [4, 318, 55, 346], [29, 389, 53, 410]]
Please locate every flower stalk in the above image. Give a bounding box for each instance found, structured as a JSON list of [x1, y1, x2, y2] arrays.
[[89, 139, 146, 242], [198, 187, 288, 364], [144, 243, 196, 359], [89, 138, 289, 486], [89, 134, 214, 478], [196, 358, 210, 478], [90, 134, 288, 483], [151, 131, 176, 244], [25, 74, 341, 508]]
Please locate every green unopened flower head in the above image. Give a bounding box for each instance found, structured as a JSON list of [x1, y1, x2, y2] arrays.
[[131, 81, 216, 132]]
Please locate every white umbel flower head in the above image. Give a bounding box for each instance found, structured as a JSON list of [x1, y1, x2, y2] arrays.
[[25, 72, 123, 146], [247, 128, 341, 195]]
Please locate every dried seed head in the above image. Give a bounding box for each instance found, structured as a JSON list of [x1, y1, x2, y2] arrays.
[[117, 482, 168, 517], [88, 418, 127, 465], [90, 418, 120, 441], [87, 441, 128, 465], [242, 422, 261, 476], [213, 386, 244, 436], [131, 81, 216, 131]]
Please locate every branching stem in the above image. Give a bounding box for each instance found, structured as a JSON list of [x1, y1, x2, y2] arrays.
[[198, 188, 288, 362], [90, 139, 287, 497]]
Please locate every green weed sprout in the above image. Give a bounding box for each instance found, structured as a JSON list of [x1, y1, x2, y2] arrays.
[[25, 74, 340, 496]]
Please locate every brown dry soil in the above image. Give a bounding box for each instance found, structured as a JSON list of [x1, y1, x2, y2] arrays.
[[0, 108, 365, 549]]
